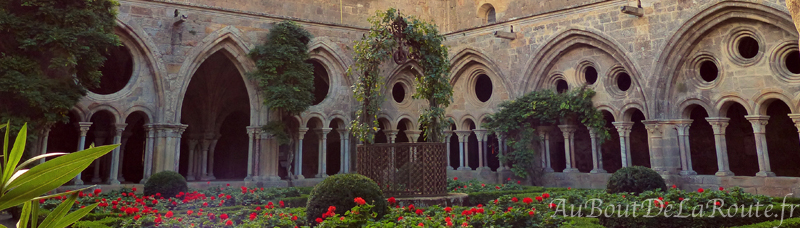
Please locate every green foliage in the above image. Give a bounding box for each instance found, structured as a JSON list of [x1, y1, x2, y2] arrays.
[[306, 174, 388, 224], [483, 88, 608, 179], [72, 216, 124, 228], [349, 8, 453, 143], [0, 0, 120, 135], [144, 171, 188, 198], [606, 166, 667, 195], [732, 217, 800, 228]]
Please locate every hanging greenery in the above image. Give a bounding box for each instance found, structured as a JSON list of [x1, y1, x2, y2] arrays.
[[482, 87, 609, 179], [248, 21, 314, 145], [348, 8, 453, 144]]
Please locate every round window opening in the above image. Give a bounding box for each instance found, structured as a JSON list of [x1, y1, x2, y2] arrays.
[[699, 60, 719, 82], [475, 74, 493, 102], [737, 36, 759, 59], [585, 66, 598, 85], [392, 83, 406, 103], [89, 45, 134, 95], [617, 72, 631, 91], [556, 79, 568, 93], [786, 50, 800, 74], [309, 61, 330, 105]]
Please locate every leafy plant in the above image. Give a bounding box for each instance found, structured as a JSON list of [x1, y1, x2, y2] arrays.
[[0, 123, 117, 228], [606, 166, 667, 195], [248, 20, 314, 145], [483, 88, 608, 179], [305, 174, 387, 225], [143, 171, 188, 199], [349, 8, 453, 143]]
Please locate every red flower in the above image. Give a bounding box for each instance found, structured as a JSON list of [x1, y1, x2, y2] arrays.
[[568, 187, 571, 190], [220, 214, 228, 220], [549, 203, 557, 210], [511, 197, 518, 202], [495, 186, 500, 190], [94, 189, 102, 195], [535, 196, 543, 202], [447, 221, 453, 226], [409, 204, 415, 210], [328, 206, 336, 213], [291, 215, 298, 221], [225, 220, 233, 226], [517, 181, 521, 184], [132, 187, 137, 192], [679, 197, 684, 201], [416, 209, 423, 215], [477, 204, 483, 208], [315, 218, 323, 223], [340, 216, 345, 221], [187, 210, 193, 215], [453, 177, 458, 181], [154, 217, 162, 223], [202, 202, 208, 207], [165, 211, 173, 218], [418, 223, 424, 227], [493, 199, 498, 204], [523, 197, 533, 204], [444, 207, 452, 213], [388, 197, 396, 204], [250, 213, 257, 221], [719, 187, 724, 191], [133, 215, 140, 220], [226, 183, 230, 186], [542, 193, 550, 199], [209, 214, 215, 220], [279, 200, 285, 207], [715, 201, 721, 206], [672, 185, 676, 189], [398, 216, 403, 221], [529, 210, 535, 216], [354, 197, 366, 205], [698, 188, 704, 193], [462, 222, 469, 227]]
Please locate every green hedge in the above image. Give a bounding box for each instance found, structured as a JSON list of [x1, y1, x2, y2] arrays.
[[732, 217, 800, 228], [73, 217, 124, 228], [561, 217, 604, 228], [597, 205, 800, 228], [466, 187, 566, 206]]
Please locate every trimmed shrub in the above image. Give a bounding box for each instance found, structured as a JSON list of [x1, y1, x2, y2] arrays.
[[306, 174, 387, 224], [144, 171, 188, 198], [732, 217, 800, 228], [606, 166, 666, 195]]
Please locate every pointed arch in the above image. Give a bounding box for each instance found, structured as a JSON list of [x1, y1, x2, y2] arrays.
[[113, 18, 167, 122], [308, 38, 353, 87], [174, 26, 259, 125], [449, 48, 515, 97], [649, 1, 796, 119], [520, 28, 644, 104]]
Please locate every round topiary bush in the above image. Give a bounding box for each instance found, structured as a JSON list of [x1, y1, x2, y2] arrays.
[[306, 174, 387, 224], [144, 171, 188, 198], [606, 166, 667, 195]]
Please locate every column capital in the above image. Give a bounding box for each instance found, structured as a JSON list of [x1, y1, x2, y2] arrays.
[[642, 120, 663, 137], [472, 129, 488, 140], [384, 129, 399, 137], [405, 130, 422, 143], [316, 128, 333, 138], [557, 125, 577, 133], [612, 121, 634, 132], [176, 124, 188, 136], [745, 115, 770, 134], [453, 130, 471, 140], [246, 126, 262, 135], [705, 117, 730, 135], [78, 122, 93, 136], [298, 127, 309, 140], [114, 123, 128, 134], [789, 114, 800, 133]]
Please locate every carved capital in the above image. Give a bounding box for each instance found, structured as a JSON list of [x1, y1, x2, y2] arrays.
[[454, 130, 472, 141], [642, 120, 663, 137], [297, 127, 309, 140], [705, 117, 730, 135], [788, 114, 800, 133], [745, 115, 770, 134], [78, 122, 93, 136], [672, 119, 693, 136], [472, 129, 488, 141], [316, 128, 333, 139], [612, 122, 633, 137], [114, 123, 128, 135]]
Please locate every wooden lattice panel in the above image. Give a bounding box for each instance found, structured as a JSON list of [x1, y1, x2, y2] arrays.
[[357, 143, 447, 197]]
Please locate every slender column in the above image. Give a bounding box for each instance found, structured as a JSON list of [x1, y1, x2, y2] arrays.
[[207, 134, 220, 180], [39, 128, 51, 164], [74, 122, 92, 185], [473, 130, 487, 170], [455, 130, 471, 170], [186, 137, 199, 181], [385, 130, 399, 144], [789, 114, 800, 148], [172, 124, 188, 172], [674, 119, 697, 176], [746, 115, 775, 177], [343, 131, 350, 173], [706, 117, 733, 176], [316, 128, 332, 178], [405, 130, 422, 143], [588, 128, 606, 173], [117, 131, 132, 182], [643, 121, 665, 173], [337, 129, 347, 174], [444, 131, 454, 170], [536, 126, 554, 172], [108, 124, 127, 185], [254, 128, 263, 180], [199, 133, 213, 180], [141, 124, 155, 184], [91, 131, 108, 183], [558, 125, 578, 173], [295, 128, 308, 179], [612, 122, 634, 167], [497, 135, 509, 170], [245, 126, 258, 181]]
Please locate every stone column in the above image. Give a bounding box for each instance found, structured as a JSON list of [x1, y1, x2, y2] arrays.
[[612, 122, 634, 167], [536, 126, 554, 172], [245, 126, 258, 181], [39, 128, 51, 164], [343, 131, 350, 173], [558, 125, 579, 173], [108, 123, 127, 185], [497, 135, 509, 170], [674, 119, 697, 176], [74, 122, 92, 185], [316, 128, 332, 178], [588, 128, 606, 173], [385, 130, 399, 143], [206, 134, 220, 180], [454, 130, 472, 170], [405, 130, 422, 143], [473, 129, 487, 170], [161, 124, 188, 173], [141, 124, 155, 184], [706, 117, 733, 176], [788, 114, 800, 145], [643, 121, 666, 173], [337, 129, 347, 174], [295, 128, 308, 179], [91, 131, 107, 183], [199, 133, 214, 180], [186, 137, 199, 181], [746, 115, 775, 177], [254, 128, 263, 180], [444, 130, 454, 170], [117, 131, 132, 182]]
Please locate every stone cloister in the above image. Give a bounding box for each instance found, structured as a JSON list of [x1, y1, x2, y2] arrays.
[[40, 0, 800, 196]]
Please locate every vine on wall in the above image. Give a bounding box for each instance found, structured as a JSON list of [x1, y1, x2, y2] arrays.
[[349, 9, 453, 144], [483, 88, 609, 179]]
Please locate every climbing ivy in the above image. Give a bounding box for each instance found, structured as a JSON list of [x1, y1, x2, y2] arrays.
[[483, 88, 609, 179], [248, 21, 314, 145], [349, 8, 453, 144]]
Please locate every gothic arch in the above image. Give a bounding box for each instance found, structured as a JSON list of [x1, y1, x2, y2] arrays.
[[450, 48, 514, 97], [649, 1, 796, 119], [174, 26, 259, 125], [520, 29, 644, 103], [112, 19, 166, 122], [308, 38, 353, 87]]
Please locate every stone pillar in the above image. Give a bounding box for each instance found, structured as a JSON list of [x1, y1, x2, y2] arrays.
[[186, 137, 199, 181], [39, 128, 51, 164], [612, 122, 633, 167], [141, 124, 155, 184], [497, 135, 509, 170], [536, 126, 554, 172], [254, 128, 263, 180], [117, 131, 132, 182], [316, 128, 332, 178], [444, 130, 454, 170], [385, 130, 399, 143], [588, 128, 606, 173], [295, 128, 308, 179], [199, 133, 214, 180], [405, 130, 422, 143], [74, 122, 92, 185], [788, 114, 800, 145], [473, 129, 487, 170], [108, 123, 127, 185], [455, 130, 471, 170], [706, 117, 733, 176], [558, 125, 578, 173], [206, 134, 220, 180], [91, 131, 108, 183], [245, 126, 258, 181], [643, 121, 665, 174], [155, 124, 188, 173], [337, 129, 347, 174], [674, 119, 697, 176], [745, 115, 775, 177]]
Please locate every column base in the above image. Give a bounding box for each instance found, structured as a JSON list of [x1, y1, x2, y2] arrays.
[[590, 169, 607, 174], [200, 175, 216, 181], [118, 176, 126, 182], [187, 175, 196, 181], [74, 179, 84, 185], [680, 170, 698, 176], [294, 175, 305, 180], [563, 168, 580, 173], [244, 176, 253, 181], [542, 167, 553, 173], [756, 171, 776, 177], [447, 166, 455, 170], [266, 176, 282, 181], [315, 174, 329, 178], [457, 167, 472, 171], [91, 177, 102, 183], [139, 178, 148, 184], [108, 179, 121, 185], [476, 167, 492, 172]]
